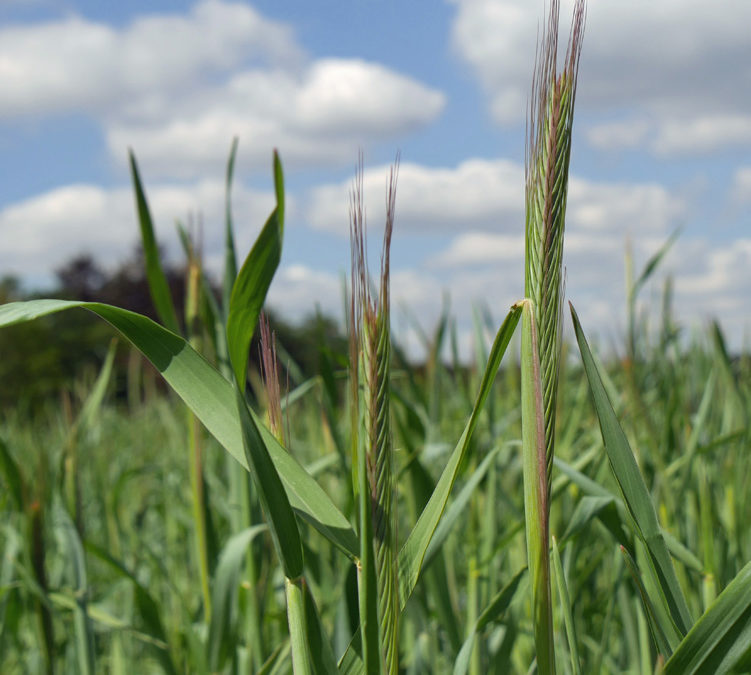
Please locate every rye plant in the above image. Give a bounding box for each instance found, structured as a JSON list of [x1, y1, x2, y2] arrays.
[[521, 0, 585, 671], [5, 1, 751, 671], [349, 157, 399, 673]]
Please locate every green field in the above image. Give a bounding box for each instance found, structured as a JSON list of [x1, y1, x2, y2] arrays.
[[3, 1, 751, 672]]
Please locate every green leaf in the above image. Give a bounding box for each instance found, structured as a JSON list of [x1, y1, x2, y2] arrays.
[[664, 560, 751, 675], [552, 537, 581, 675], [571, 303, 692, 639], [620, 545, 676, 657], [223, 137, 240, 316], [397, 302, 521, 609], [423, 444, 502, 569], [226, 151, 284, 388], [55, 506, 95, 675], [128, 150, 180, 334], [86, 542, 178, 674], [208, 525, 267, 671], [0, 436, 24, 510], [453, 568, 525, 675], [0, 300, 358, 559], [235, 384, 304, 578]]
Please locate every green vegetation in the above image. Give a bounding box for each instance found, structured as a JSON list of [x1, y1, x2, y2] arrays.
[[3, 1, 751, 672]]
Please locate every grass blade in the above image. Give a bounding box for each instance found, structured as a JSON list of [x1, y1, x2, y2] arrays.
[[56, 506, 95, 675], [208, 525, 267, 671], [453, 568, 526, 675], [397, 302, 522, 608], [0, 300, 359, 559], [223, 137, 240, 316], [551, 537, 580, 675], [235, 383, 303, 578], [664, 560, 751, 675], [226, 151, 284, 388], [570, 303, 692, 640], [128, 150, 180, 334]]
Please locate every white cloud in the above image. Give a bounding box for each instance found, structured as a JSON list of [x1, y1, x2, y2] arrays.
[[450, 0, 751, 155], [307, 158, 524, 235], [266, 264, 343, 322], [0, 1, 445, 177], [0, 179, 276, 286], [0, 1, 301, 119], [586, 119, 651, 152], [109, 59, 445, 177]]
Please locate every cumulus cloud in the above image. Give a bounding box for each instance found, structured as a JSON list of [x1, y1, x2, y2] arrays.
[[0, 1, 301, 118], [0, 1, 445, 177], [306, 157, 683, 242], [0, 179, 276, 286], [307, 158, 524, 235], [450, 0, 751, 155], [108, 59, 445, 177]]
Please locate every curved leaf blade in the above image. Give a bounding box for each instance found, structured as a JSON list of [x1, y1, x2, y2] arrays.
[[0, 300, 358, 559], [664, 560, 751, 675], [570, 303, 692, 637], [397, 302, 522, 608]]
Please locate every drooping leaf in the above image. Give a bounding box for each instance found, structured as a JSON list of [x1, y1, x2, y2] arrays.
[[0, 300, 358, 559]]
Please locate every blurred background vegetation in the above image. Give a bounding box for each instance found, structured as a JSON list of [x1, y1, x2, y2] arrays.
[[0, 250, 348, 414]]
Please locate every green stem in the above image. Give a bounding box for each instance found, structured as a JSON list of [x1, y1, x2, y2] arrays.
[[286, 576, 313, 675]]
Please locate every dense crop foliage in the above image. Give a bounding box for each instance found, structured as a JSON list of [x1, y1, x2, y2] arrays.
[[3, 2, 751, 672]]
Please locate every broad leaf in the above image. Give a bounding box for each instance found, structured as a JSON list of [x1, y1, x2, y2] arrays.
[[0, 300, 358, 559]]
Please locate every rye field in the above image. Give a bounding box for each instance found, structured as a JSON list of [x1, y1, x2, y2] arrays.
[[2, 1, 751, 673]]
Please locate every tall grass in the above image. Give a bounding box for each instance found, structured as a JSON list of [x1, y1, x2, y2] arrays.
[[521, 1, 585, 671], [3, 1, 751, 672]]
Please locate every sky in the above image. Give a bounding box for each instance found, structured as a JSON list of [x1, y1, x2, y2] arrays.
[[2, 0, 751, 358]]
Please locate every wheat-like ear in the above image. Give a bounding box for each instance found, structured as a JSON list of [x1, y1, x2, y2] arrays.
[[349, 154, 400, 674], [525, 0, 585, 494], [522, 2, 585, 673]]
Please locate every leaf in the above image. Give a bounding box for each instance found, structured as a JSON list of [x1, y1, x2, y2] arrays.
[[423, 444, 502, 569], [397, 302, 522, 609], [223, 137, 240, 316], [0, 300, 358, 559], [128, 150, 180, 334], [453, 568, 525, 675], [0, 436, 24, 510], [552, 537, 581, 675], [86, 542, 178, 675], [56, 506, 95, 675], [208, 525, 267, 671], [571, 303, 692, 638], [226, 151, 284, 387], [235, 385, 304, 578], [664, 560, 751, 675]]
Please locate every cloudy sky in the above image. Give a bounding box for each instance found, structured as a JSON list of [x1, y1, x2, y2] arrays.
[[2, 0, 750, 357]]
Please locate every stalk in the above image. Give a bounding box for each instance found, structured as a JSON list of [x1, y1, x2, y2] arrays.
[[350, 155, 400, 674], [521, 1, 585, 672], [185, 237, 212, 620]]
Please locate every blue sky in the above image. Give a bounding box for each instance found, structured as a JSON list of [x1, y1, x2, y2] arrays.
[[2, 0, 751, 357]]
